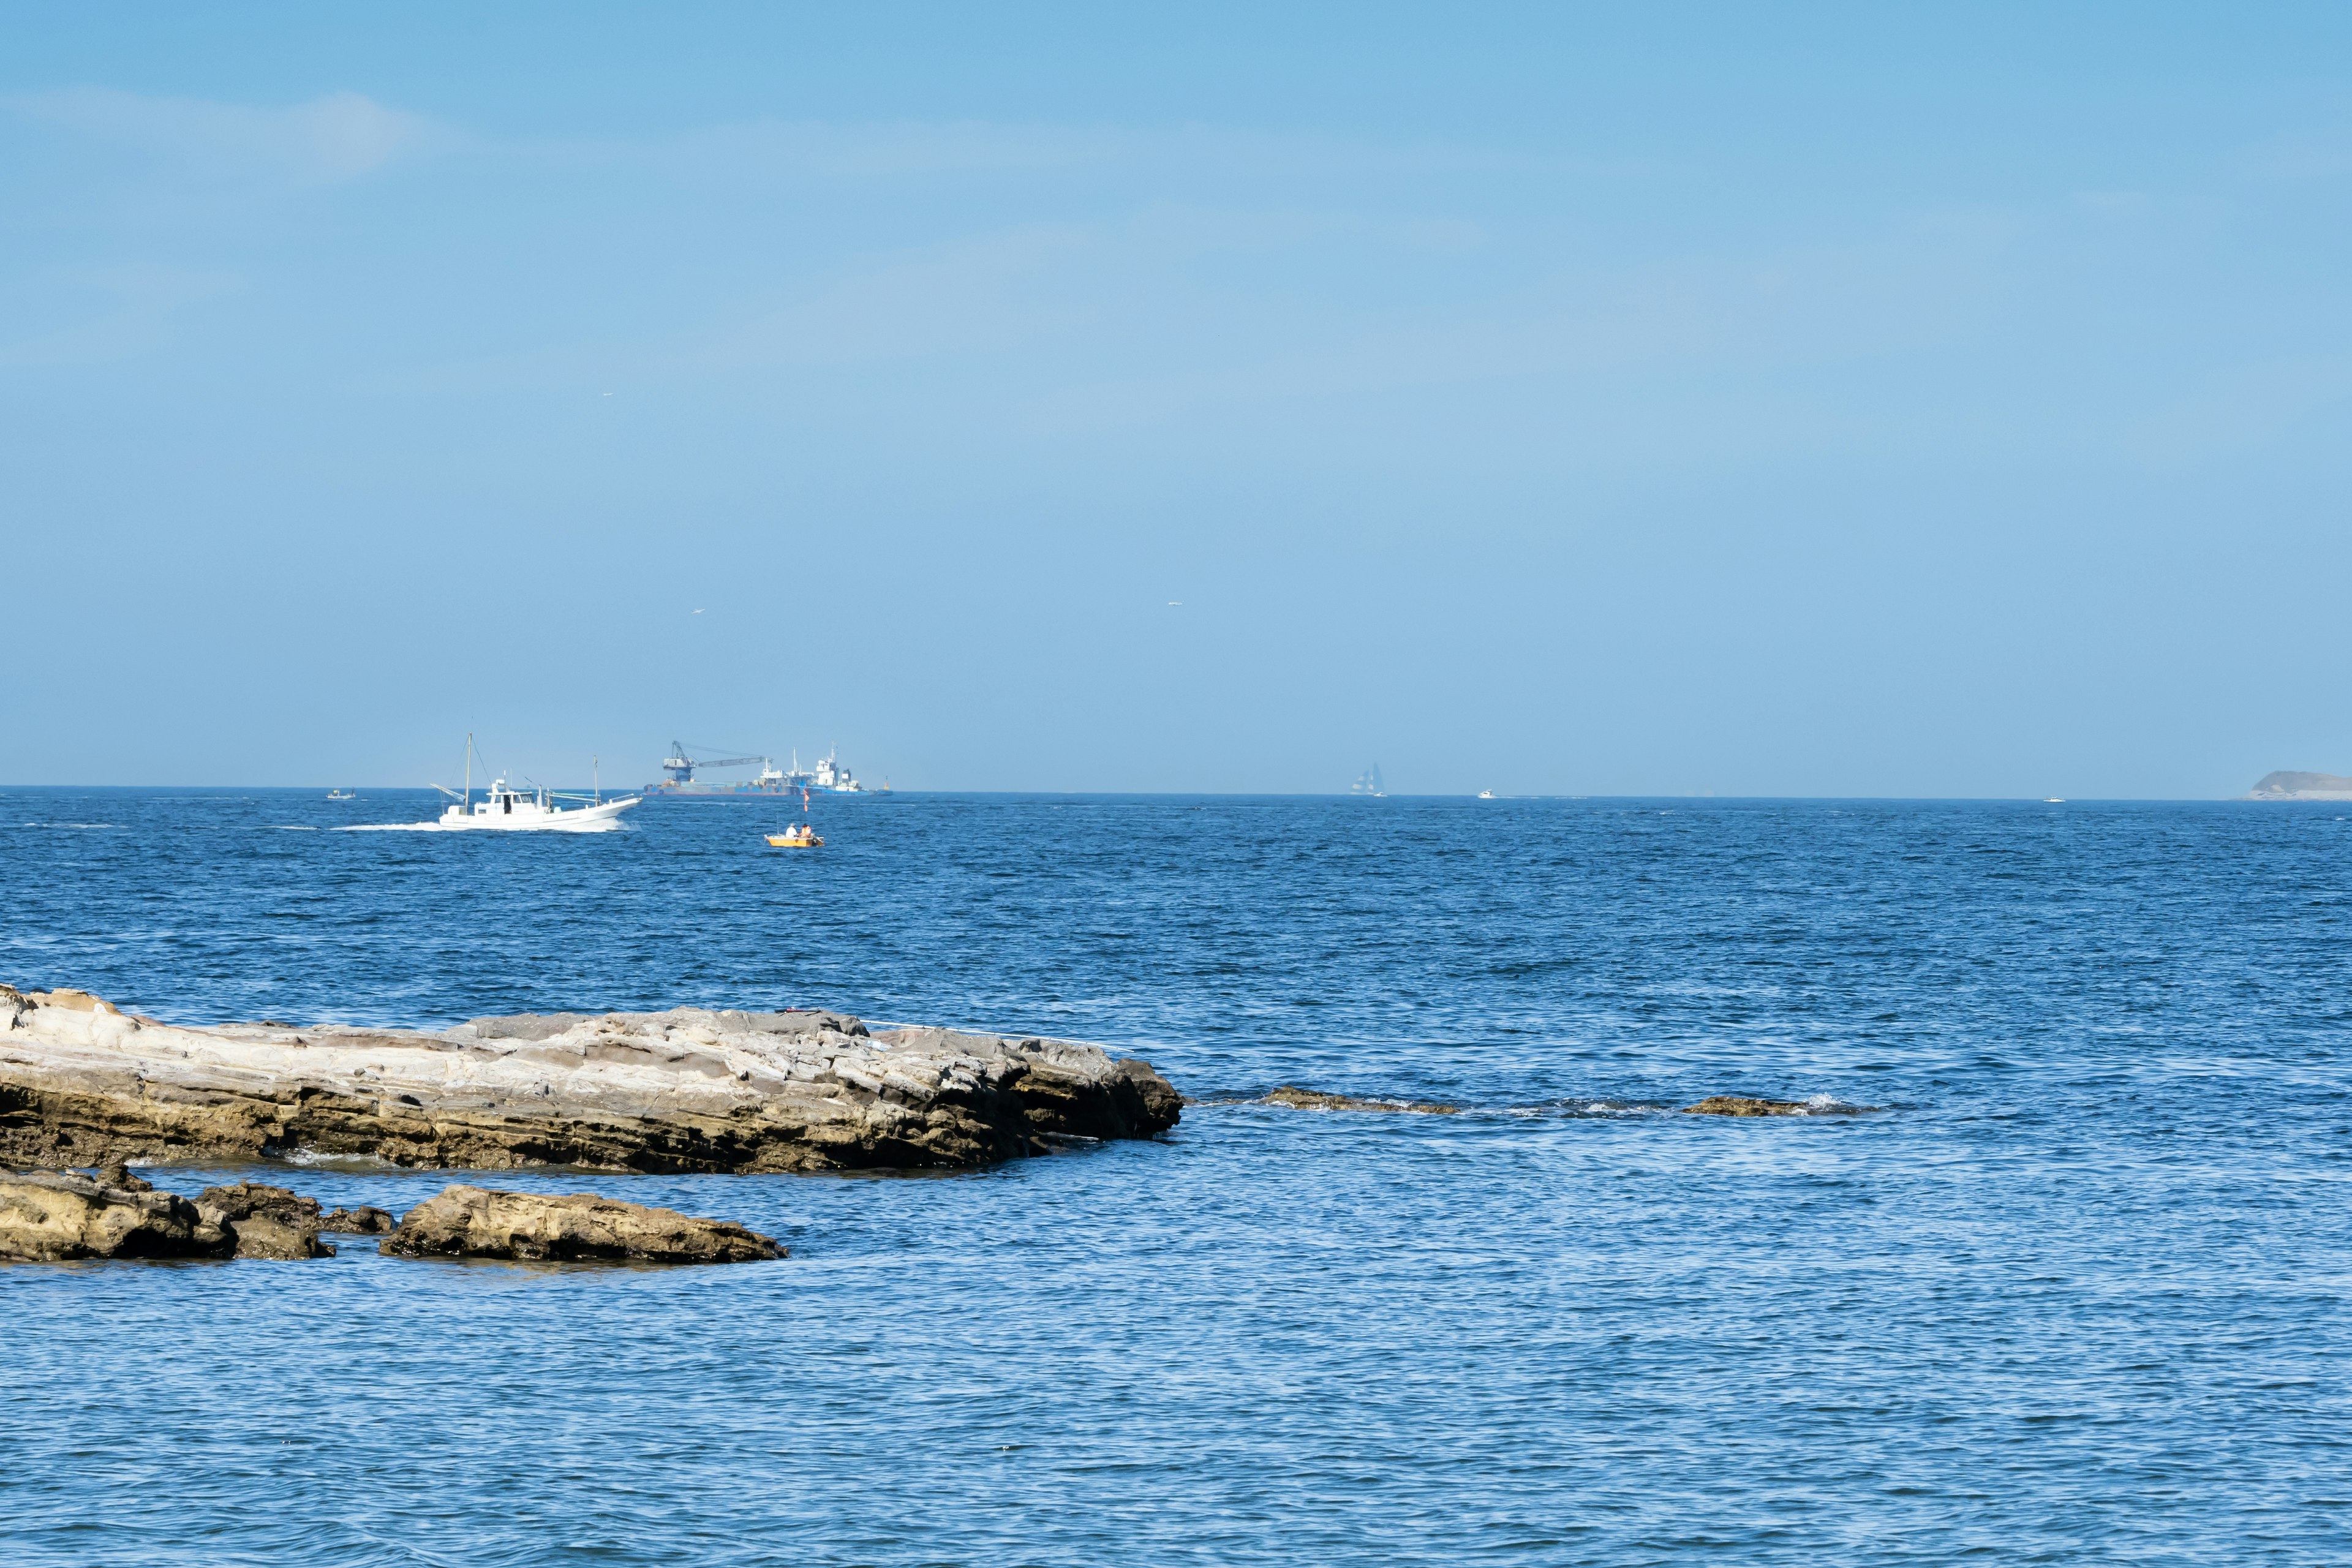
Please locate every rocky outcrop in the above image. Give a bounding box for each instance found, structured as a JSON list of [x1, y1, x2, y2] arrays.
[[195, 1181, 334, 1259], [382, 1185, 784, 1264], [320, 1205, 394, 1234], [1683, 1096, 1811, 1116], [1262, 1085, 1460, 1115], [0, 1169, 345, 1261], [0, 1170, 233, 1261], [0, 986, 1180, 1175]]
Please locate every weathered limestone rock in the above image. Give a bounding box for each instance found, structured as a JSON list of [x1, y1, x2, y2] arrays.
[[383, 1184, 784, 1264], [1263, 1085, 1460, 1115], [0, 985, 1180, 1174], [195, 1181, 334, 1259], [0, 1170, 233, 1261], [320, 1205, 395, 1234]]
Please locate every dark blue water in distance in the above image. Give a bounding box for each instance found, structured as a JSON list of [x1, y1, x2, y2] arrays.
[[4, 788, 2350, 1566]]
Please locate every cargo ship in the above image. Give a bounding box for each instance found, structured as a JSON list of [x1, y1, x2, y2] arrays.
[[641, 742, 873, 797], [643, 742, 796, 797]]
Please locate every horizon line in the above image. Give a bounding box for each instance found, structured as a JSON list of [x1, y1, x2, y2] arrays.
[[0, 784, 2301, 804]]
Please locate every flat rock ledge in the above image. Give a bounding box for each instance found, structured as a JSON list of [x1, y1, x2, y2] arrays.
[[384, 1185, 783, 1264], [0, 986, 1180, 1175]]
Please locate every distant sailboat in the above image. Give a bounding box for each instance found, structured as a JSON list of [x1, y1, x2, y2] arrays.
[[1351, 765, 1386, 798]]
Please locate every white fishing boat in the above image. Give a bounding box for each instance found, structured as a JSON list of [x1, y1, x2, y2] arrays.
[[354, 736, 638, 832], [432, 777, 638, 832]]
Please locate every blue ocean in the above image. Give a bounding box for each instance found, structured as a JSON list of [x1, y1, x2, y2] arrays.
[[3, 789, 2348, 1566]]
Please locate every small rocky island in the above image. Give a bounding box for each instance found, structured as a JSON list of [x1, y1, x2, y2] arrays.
[[2248, 771, 2352, 800], [0, 986, 1179, 1174]]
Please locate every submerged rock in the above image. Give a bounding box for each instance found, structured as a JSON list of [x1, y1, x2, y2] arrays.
[[1262, 1085, 1460, 1115], [1682, 1096, 1869, 1117], [0, 1170, 233, 1261], [382, 1184, 785, 1264], [195, 1180, 334, 1259], [320, 1205, 395, 1235], [0, 986, 1180, 1174]]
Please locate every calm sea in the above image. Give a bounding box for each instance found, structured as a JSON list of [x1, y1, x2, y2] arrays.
[[3, 789, 2348, 1566]]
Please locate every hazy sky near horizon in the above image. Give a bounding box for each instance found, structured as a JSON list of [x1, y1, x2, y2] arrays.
[[4, 2, 2350, 794]]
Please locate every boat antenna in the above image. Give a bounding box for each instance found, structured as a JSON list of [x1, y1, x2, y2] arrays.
[[593, 755, 600, 805], [464, 733, 472, 813]]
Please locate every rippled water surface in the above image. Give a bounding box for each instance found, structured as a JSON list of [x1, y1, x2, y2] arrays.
[[4, 790, 2350, 1565]]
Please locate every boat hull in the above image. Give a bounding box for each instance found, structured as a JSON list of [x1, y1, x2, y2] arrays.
[[350, 797, 640, 834], [440, 796, 638, 832]]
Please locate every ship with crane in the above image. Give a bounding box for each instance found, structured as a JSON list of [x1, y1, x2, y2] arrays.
[[641, 741, 873, 797]]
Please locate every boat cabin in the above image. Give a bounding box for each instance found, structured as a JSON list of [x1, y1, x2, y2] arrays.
[[445, 777, 552, 821]]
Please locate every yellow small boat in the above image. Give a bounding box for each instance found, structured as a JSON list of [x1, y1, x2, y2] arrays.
[[766, 829, 823, 848]]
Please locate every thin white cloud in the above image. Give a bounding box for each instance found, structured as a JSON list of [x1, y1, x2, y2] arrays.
[[560, 117, 1567, 186], [0, 263, 241, 367], [683, 225, 1098, 369], [7, 88, 445, 183]]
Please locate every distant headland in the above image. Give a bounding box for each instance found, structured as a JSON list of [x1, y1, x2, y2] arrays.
[[2247, 771, 2352, 801]]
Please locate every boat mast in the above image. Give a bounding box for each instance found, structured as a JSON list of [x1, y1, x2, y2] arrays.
[[464, 733, 472, 813], [593, 755, 600, 805]]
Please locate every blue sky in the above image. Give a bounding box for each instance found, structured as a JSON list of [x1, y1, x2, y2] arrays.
[[4, 2, 2350, 794]]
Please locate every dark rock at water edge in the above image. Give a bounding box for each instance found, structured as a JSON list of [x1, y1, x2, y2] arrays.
[[320, 1205, 395, 1234], [195, 1180, 334, 1258], [383, 1185, 785, 1264]]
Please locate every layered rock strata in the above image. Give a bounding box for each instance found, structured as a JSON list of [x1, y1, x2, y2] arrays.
[[0, 986, 1180, 1174], [383, 1185, 784, 1264]]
